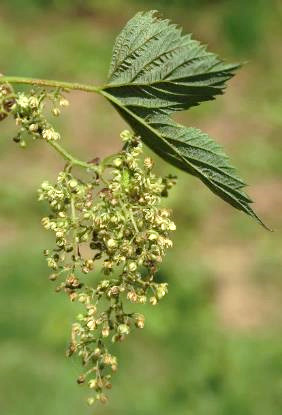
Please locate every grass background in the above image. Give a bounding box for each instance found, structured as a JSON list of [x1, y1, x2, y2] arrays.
[[0, 1, 282, 414]]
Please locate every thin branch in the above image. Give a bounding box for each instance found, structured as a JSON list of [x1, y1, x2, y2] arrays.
[[0, 76, 101, 94], [48, 140, 99, 171]]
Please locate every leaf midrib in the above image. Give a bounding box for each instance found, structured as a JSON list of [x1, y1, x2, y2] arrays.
[[104, 66, 237, 90]]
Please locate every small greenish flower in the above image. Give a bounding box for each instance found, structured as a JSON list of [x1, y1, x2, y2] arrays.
[[87, 397, 95, 406], [59, 97, 69, 107], [117, 324, 130, 335], [17, 93, 29, 108], [52, 107, 60, 116]]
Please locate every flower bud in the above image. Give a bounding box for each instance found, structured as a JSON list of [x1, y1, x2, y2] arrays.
[[101, 280, 110, 289], [29, 123, 38, 132], [87, 397, 95, 406], [144, 157, 154, 169], [138, 295, 147, 304], [68, 179, 78, 189], [108, 285, 119, 297], [20, 140, 27, 148], [120, 130, 132, 142], [88, 379, 97, 389], [107, 239, 117, 249], [103, 353, 115, 365], [78, 293, 87, 303], [99, 394, 108, 404], [111, 364, 118, 372], [48, 273, 57, 281], [85, 259, 94, 270], [156, 283, 168, 299], [86, 319, 96, 331], [135, 314, 145, 329], [94, 347, 101, 357], [113, 157, 122, 167], [128, 261, 137, 272], [59, 97, 69, 107], [77, 374, 85, 384], [117, 324, 130, 335], [127, 291, 138, 303], [150, 296, 158, 306], [29, 96, 39, 108], [69, 292, 77, 302], [52, 107, 60, 116], [148, 232, 158, 241], [102, 325, 110, 337], [87, 305, 97, 316]]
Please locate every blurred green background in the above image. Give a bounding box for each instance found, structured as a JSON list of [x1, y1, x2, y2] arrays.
[[0, 1, 282, 414]]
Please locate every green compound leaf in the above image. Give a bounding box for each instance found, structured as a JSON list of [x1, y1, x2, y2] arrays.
[[102, 10, 267, 228]]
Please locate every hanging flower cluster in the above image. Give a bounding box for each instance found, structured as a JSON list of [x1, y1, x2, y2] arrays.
[[38, 130, 176, 405], [7, 87, 69, 147], [1, 79, 177, 405]]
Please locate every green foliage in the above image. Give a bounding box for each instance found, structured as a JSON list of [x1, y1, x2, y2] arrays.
[[103, 11, 266, 227]]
